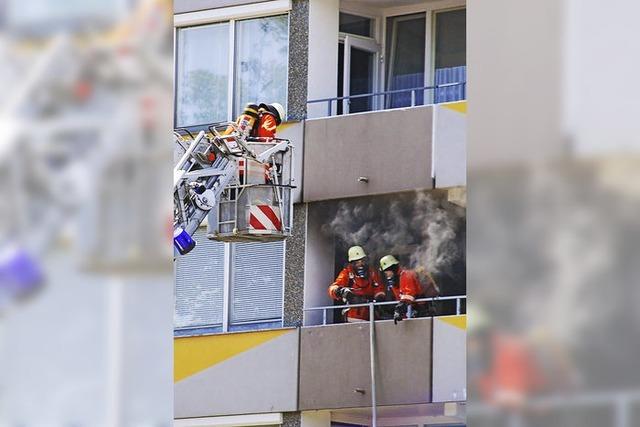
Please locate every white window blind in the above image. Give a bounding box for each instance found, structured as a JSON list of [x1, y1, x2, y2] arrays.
[[230, 241, 284, 324], [174, 230, 225, 328]]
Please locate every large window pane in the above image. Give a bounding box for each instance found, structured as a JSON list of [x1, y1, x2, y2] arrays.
[[176, 23, 229, 127], [230, 241, 284, 324], [174, 231, 225, 328], [349, 47, 374, 113], [435, 9, 466, 69], [434, 8, 466, 102], [385, 13, 426, 108], [234, 15, 288, 117]]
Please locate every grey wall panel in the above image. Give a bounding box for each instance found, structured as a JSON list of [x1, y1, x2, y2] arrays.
[[375, 319, 432, 404], [303, 107, 433, 202], [299, 323, 372, 410], [299, 318, 432, 410]]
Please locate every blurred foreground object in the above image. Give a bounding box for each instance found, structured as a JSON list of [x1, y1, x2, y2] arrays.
[[468, 0, 640, 426], [0, 0, 173, 425]]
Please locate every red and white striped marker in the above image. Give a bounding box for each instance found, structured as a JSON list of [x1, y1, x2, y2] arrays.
[[248, 205, 282, 231]]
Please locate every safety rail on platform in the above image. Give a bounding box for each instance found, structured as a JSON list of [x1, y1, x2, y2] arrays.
[[303, 295, 466, 326], [306, 81, 466, 117]]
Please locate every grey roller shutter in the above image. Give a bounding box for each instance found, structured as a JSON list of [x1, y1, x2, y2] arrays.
[[174, 230, 225, 328], [230, 241, 284, 324]]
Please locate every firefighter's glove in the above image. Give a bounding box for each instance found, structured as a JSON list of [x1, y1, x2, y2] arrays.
[[337, 287, 355, 304], [393, 302, 407, 325], [393, 310, 403, 325]]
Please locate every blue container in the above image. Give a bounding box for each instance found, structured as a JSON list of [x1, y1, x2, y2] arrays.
[[173, 227, 196, 255]]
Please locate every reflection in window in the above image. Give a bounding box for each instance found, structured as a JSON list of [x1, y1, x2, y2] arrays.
[[234, 15, 288, 117], [339, 12, 373, 37], [385, 13, 426, 108], [434, 8, 466, 103], [176, 23, 229, 127]]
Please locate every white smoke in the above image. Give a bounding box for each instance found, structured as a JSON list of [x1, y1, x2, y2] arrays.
[[321, 191, 465, 287]]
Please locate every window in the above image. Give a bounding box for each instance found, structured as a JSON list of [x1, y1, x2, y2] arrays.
[[385, 13, 426, 108], [175, 14, 289, 127], [337, 12, 379, 115], [174, 230, 285, 334], [176, 23, 229, 127], [234, 15, 289, 117], [339, 12, 373, 37], [434, 8, 466, 102]]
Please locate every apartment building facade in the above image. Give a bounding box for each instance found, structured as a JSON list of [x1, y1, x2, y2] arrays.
[[173, 0, 467, 426]]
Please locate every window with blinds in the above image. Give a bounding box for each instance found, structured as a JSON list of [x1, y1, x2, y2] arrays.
[[174, 233, 285, 332], [231, 241, 284, 325], [174, 230, 225, 329]]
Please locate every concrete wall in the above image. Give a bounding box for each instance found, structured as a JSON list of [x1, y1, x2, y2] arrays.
[[432, 315, 466, 402], [307, 0, 339, 119], [303, 202, 335, 326], [298, 318, 432, 410], [434, 101, 466, 188], [175, 329, 299, 418], [303, 107, 433, 202]]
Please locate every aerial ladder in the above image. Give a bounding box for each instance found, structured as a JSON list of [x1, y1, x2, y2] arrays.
[[173, 122, 294, 255]]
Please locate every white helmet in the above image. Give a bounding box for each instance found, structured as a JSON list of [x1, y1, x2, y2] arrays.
[[260, 102, 286, 125]]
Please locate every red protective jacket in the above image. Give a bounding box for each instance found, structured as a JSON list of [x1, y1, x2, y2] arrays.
[[328, 264, 384, 321], [253, 111, 278, 139], [389, 268, 423, 304]]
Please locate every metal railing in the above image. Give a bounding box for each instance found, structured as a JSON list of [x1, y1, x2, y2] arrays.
[[306, 82, 466, 117], [303, 295, 466, 326]]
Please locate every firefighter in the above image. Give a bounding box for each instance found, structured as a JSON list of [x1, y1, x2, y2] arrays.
[[253, 102, 285, 139], [379, 255, 424, 324], [328, 245, 384, 323]]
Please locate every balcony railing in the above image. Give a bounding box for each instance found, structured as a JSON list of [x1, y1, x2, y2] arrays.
[[306, 82, 466, 118], [304, 295, 467, 326]]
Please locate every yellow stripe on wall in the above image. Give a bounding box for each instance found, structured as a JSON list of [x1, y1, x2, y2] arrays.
[[175, 329, 292, 382], [442, 101, 467, 114], [438, 314, 467, 330]]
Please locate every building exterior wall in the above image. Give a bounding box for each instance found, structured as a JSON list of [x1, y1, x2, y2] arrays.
[[298, 318, 433, 410], [434, 101, 467, 188], [284, 203, 307, 327], [306, 0, 339, 119], [175, 329, 299, 418], [303, 106, 434, 202], [432, 315, 467, 402], [287, 0, 309, 120]]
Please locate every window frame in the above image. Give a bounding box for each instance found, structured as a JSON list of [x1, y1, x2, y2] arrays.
[[337, 9, 381, 114], [173, 12, 290, 129], [380, 1, 465, 104]]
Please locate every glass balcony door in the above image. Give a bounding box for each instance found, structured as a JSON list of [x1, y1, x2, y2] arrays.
[[337, 34, 379, 115]]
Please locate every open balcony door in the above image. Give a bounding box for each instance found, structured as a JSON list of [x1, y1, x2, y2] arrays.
[[337, 34, 379, 115]]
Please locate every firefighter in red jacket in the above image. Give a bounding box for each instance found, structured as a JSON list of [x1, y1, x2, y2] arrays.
[[253, 102, 285, 139], [328, 245, 384, 322], [379, 255, 424, 324]]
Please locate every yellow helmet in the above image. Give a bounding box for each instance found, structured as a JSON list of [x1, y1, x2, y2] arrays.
[[379, 254, 399, 271], [347, 245, 367, 262]]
